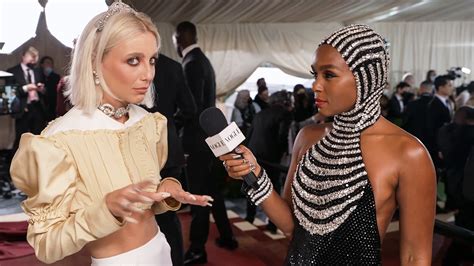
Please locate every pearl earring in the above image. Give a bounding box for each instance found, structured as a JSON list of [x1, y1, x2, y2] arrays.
[[92, 70, 100, 85]]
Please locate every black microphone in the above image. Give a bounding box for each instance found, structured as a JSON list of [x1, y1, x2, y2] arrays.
[[199, 107, 259, 190]]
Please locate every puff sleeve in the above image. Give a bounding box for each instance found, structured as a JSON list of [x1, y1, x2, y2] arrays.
[[10, 134, 123, 264]]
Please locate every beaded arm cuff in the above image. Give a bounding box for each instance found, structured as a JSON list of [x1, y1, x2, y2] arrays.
[[243, 169, 273, 206]]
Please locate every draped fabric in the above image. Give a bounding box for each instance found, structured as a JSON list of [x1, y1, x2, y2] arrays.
[[155, 21, 474, 97], [154, 22, 343, 98], [371, 22, 474, 86], [194, 23, 342, 98], [126, 0, 474, 24], [1, 5, 473, 98]]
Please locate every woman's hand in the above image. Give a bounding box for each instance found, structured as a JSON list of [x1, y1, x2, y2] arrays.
[[152, 178, 213, 207], [105, 180, 170, 223], [219, 145, 261, 179]]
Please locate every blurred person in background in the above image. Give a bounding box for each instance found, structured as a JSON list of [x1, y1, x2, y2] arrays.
[[40, 56, 61, 121], [387, 81, 410, 126], [174, 21, 237, 264], [379, 94, 390, 117], [439, 106, 474, 265], [401, 72, 416, 104], [6, 46, 46, 149], [424, 69, 437, 84], [148, 53, 197, 266], [465, 82, 474, 107], [426, 75, 455, 172], [245, 90, 293, 233], [403, 80, 434, 146], [231, 89, 256, 136], [253, 78, 269, 113], [292, 84, 315, 123], [456, 81, 474, 108]]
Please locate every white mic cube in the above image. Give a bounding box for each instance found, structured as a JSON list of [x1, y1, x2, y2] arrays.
[[205, 122, 246, 157]]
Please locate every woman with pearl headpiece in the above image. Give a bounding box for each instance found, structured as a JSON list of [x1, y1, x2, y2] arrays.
[[221, 24, 436, 265], [10, 1, 212, 264]]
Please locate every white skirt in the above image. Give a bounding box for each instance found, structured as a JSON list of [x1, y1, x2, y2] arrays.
[[91, 231, 172, 266]]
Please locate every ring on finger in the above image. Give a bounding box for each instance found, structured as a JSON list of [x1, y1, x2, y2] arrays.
[[222, 161, 227, 168], [242, 158, 248, 165], [249, 162, 256, 171]]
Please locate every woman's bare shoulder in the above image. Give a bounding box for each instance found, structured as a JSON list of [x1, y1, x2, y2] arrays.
[[366, 117, 432, 165], [293, 122, 332, 160]]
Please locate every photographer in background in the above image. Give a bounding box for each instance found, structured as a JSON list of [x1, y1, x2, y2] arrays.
[[6, 46, 46, 150], [446, 67, 472, 108], [465, 82, 474, 107]]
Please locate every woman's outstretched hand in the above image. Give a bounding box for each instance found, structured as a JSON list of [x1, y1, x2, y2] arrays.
[[105, 180, 170, 223], [219, 145, 261, 179], [106, 179, 214, 224], [151, 178, 213, 207]]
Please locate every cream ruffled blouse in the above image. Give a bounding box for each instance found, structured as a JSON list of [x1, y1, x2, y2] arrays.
[[10, 105, 179, 263]]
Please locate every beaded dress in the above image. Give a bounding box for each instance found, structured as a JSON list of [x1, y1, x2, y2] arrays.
[[286, 25, 390, 265]]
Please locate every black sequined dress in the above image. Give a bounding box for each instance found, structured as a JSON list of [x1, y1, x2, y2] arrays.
[[286, 180, 381, 265]]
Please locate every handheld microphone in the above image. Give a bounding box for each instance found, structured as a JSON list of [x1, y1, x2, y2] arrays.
[[199, 107, 259, 190]]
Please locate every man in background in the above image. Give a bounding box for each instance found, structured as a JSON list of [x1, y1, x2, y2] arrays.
[[253, 78, 269, 113], [403, 80, 434, 146], [6, 46, 46, 149], [39, 56, 60, 121], [246, 91, 293, 232], [427, 75, 455, 169], [174, 21, 237, 264], [387, 81, 410, 126], [148, 53, 197, 266]]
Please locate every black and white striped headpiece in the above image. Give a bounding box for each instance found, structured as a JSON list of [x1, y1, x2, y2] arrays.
[[320, 24, 390, 131]]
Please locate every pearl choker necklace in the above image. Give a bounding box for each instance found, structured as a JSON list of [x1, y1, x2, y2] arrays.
[[98, 103, 130, 119]]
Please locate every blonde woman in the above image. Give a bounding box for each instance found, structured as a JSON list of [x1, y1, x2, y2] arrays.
[[10, 2, 212, 265]]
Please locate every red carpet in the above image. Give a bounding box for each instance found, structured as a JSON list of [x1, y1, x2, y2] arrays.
[[0, 212, 466, 265]]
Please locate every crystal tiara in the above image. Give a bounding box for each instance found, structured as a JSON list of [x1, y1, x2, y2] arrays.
[[95, 1, 136, 32]]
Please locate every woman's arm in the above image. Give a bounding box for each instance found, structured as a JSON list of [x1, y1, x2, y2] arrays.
[[397, 139, 436, 266], [11, 135, 127, 263], [220, 125, 327, 236]]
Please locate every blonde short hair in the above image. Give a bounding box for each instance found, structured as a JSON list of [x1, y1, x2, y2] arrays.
[[66, 9, 160, 114]]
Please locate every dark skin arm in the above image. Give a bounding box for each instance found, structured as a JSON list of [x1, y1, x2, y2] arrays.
[[396, 139, 436, 265], [220, 145, 293, 236], [361, 117, 436, 265], [219, 124, 329, 236]]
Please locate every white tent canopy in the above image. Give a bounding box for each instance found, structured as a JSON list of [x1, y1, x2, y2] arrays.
[[125, 0, 474, 24], [1, 0, 473, 97]]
